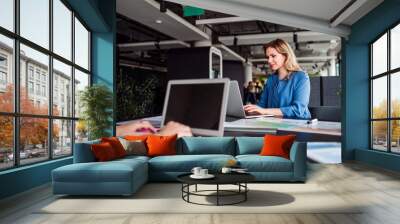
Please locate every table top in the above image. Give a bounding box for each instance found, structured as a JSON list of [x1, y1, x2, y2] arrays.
[[177, 172, 255, 185]]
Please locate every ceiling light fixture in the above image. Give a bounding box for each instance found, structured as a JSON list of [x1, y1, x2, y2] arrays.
[[155, 19, 162, 24], [160, 0, 166, 13], [293, 33, 299, 51]]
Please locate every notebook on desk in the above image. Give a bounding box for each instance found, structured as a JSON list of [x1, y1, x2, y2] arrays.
[[226, 80, 273, 121]]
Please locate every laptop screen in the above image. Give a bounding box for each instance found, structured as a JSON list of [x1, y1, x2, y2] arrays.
[[163, 83, 225, 130]]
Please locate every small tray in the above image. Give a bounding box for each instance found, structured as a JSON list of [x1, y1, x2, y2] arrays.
[[190, 174, 215, 179]]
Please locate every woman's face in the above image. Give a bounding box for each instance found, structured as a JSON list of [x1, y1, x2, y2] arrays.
[[266, 47, 286, 71]]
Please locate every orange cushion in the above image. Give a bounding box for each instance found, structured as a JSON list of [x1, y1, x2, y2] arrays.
[[91, 142, 118, 162], [260, 134, 296, 159], [124, 135, 149, 141], [101, 137, 126, 158], [146, 135, 177, 157]]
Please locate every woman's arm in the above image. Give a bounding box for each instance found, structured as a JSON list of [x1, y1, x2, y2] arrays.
[[243, 105, 283, 116], [257, 80, 269, 108]]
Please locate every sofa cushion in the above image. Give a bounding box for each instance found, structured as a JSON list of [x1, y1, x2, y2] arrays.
[[101, 137, 127, 158], [124, 135, 149, 141], [178, 137, 235, 155], [235, 137, 263, 155], [260, 134, 296, 159], [53, 158, 147, 183], [236, 155, 293, 172], [147, 135, 177, 157], [91, 142, 118, 162], [116, 155, 150, 163], [148, 154, 235, 172], [73, 140, 100, 163], [119, 138, 147, 156]]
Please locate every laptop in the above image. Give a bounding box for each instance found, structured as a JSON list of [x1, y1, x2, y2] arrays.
[[161, 78, 230, 136], [226, 80, 273, 120]]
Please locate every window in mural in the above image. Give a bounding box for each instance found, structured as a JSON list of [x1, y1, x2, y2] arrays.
[[0, 0, 91, 170], [370, 23, 400, 154]]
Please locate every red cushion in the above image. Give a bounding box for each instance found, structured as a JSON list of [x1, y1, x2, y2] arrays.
[[101, 137, 126, 158], [91, 142, 118, 162], [146, 135, 177, 157], [260, 134, 296, 159], [124, 135, 149, 141]]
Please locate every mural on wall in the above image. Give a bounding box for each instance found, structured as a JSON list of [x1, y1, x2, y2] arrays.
[[116, 66, 167, 122]]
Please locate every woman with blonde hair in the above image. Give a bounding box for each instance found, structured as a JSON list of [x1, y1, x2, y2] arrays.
[[244, 39, 311, 119]]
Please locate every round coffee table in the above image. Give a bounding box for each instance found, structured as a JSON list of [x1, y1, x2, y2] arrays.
[[177, 173, 255, 206]]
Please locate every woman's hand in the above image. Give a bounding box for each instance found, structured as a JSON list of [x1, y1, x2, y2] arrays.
[[116, 120, 193, 138], [243, 104, 283, 117], [157, 121, 193, 138], [243, 104, 268, 115], [116, 120, 157, 136]]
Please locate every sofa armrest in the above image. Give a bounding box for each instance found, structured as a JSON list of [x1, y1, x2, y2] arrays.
[[289, 141, 307, 181], [73, 140, 100, 163]]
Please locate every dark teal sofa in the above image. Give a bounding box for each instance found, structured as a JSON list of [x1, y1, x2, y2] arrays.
[[52, 137, 307, 196]]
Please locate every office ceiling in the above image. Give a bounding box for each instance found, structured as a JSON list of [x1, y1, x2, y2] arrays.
[[117, 0, 209, 41], [166, 0, 383, 37], [116, 0, 383, 74], [185, 0, 374, 25]]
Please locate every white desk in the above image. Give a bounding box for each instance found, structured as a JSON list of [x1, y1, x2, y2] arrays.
[[117, 116, 341, 141], [225, 117, 340, 136], [224, 117, 341, 141]]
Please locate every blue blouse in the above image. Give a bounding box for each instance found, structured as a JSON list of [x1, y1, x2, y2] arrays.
[[257, 71, 311, 119]]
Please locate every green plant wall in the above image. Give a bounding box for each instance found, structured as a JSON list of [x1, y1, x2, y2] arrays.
[[117, 66, 167, 121]]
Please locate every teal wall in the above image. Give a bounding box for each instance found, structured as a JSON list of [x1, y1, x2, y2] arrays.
[[68, 0, 116, 134], [91, 0, 117, 135], [0, 0, 116, 200], [343, 0, 400, 171], [355, 149, 400, 172], [66, 0, 110, 32], [0, 158, 72, 199]]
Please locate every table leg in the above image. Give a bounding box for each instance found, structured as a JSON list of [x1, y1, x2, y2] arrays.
[[181, 184, 183, 199], [187, 184, 190, 202], [245, 183, 247, 201], [195, 184, 198, 192], [217, 184, 219, 206]]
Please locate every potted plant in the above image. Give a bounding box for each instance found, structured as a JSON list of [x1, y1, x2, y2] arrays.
[[79, 84, 113, 140]]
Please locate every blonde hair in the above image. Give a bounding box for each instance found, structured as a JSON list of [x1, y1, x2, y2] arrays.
[[264, 39, 301, 72]]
